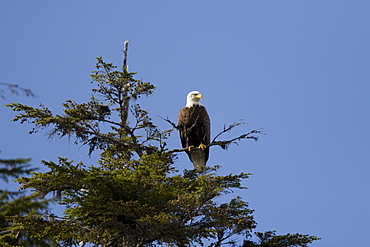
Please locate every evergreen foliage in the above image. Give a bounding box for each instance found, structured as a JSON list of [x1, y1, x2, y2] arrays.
[[4, 57, 319, 246], [242, 231, 320, 247], [0, 158, 57, 246]]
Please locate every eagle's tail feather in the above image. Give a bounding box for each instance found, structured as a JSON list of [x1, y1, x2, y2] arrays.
[[190, 149, 206, 170]]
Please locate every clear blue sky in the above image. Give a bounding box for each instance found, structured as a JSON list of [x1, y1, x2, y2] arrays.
[[1, 1, 370, 246]]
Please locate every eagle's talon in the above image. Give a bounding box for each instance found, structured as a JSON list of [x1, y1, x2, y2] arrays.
[[198, 143, 207, 151], [187, 145, 195, 152]]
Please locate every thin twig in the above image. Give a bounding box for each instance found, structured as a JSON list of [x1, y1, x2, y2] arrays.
[[211, 120, 245, 143], [0, 82, 36, 99], [159, 116, 178, 129], [159, 115, 200, 132]]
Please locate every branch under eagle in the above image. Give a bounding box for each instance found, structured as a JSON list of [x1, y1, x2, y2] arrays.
[[162, 117, 262, 154]]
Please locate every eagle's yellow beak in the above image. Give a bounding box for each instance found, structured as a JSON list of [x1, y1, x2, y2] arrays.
[[195, 94, 203, 99]]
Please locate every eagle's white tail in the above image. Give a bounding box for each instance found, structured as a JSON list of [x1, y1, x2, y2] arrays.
[[190, 149, 206, 170]]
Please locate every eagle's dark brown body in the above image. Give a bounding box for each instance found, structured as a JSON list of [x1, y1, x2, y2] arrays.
[[178, 104, 210, 169]]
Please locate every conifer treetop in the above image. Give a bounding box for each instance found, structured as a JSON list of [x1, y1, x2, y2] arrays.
[[4, 53, 319, 246]]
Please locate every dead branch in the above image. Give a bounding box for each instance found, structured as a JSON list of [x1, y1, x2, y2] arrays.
[[0, 82, 36, 99], [211, 120, 245, 143], [166, 129, 263, 154], [211, 129, 262, 150], [159, 115, 200, 134], [159, 116, 178, 129], [161, 117, 263, 154]]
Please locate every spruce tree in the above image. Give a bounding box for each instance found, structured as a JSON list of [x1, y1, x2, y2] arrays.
[[3, 49, 319, 246], [1, 83, 57, 246], [0, 158, 57, 246]]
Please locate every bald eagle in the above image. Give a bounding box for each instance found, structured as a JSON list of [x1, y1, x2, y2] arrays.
[[178, 91, 211, 170]]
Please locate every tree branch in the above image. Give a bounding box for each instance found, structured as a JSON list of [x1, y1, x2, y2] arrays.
[[0, 82, 36, 99], [166, 122, 263, 154], [159, 116, 178, 129], [211, 120, 245, 143], [211, 129, 262, 150]]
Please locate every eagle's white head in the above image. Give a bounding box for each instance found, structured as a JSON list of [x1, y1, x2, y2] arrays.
[[186, 91, 203, 107]]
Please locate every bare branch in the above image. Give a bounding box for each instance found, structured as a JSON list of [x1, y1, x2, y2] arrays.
[[167, 129, 263, 153], [162, 117, 262, 153], [159, 116, 178, 129], [211, 129, 263, 150], [0, 82, 36, 99], [211, 120, 246, 143], [162, 118, 263, 153], [159, 115, 200, 134]]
